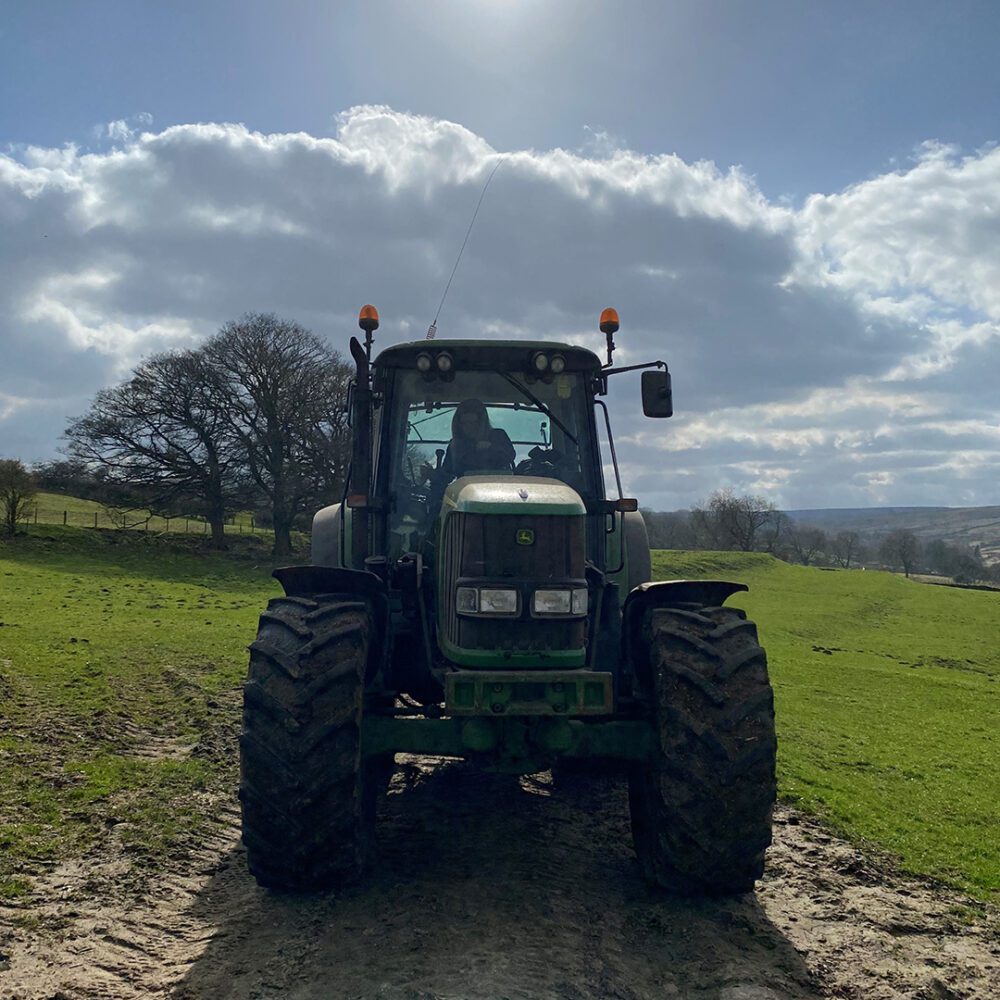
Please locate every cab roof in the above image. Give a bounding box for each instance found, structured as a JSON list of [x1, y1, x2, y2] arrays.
[[373, 340, 603, 374]]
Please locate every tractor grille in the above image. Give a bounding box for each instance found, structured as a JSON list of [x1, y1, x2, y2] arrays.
[[440, 512, 586, 659]]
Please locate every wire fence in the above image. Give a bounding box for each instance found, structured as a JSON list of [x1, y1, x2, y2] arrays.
[[21, 504, 271, 537]]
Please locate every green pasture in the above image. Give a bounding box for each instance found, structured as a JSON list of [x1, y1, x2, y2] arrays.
[[0, 526, 279, 898], [1, 529, 997, 903], [24, 490, 265, 536], [654, 550, 1000, 901]]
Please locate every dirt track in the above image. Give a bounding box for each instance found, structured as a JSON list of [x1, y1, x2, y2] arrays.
[[2, 756, 998, 1000]]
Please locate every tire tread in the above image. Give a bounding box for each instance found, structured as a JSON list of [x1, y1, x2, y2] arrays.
[[240, 594, 376, 890], [629, 604, 776, 895]]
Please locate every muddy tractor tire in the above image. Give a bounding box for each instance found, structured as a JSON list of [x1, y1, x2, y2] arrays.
[[239, 594, 375, 891], [629, 605, 776, 895]]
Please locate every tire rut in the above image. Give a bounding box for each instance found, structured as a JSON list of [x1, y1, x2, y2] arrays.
[[1, 757, 997, 1000]]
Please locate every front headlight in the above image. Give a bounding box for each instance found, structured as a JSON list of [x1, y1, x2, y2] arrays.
[[533, 589, 572, 615], [480, 588, 519, 614], [457, 586, 518, 615], [532, 588, 588, 616]]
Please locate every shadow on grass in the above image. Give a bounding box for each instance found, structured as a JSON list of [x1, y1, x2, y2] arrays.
[[172, 760, 821, 1000]]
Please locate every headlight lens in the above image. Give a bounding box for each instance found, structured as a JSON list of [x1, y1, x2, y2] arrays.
[[533, 589, 572, 615], [416, 352, 432, 372], [480, 588, 519, 614], [436, 352, 454, 372], [572, 588, 588, 615], [550, 353, 566, 374]]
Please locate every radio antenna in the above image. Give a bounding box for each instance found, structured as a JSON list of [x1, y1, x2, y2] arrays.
[[426, 155, 505, 339]]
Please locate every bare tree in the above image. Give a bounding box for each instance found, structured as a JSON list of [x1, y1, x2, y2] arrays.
[[642, 509, 698, 550], [759, 510, 792, 555], [65, 315, 350, 557], [690, 488, 777, 552], [787, 526, 828, 566], [831, 530, 861, 569], [32, 459, 100, 499], [879, 529, 920, 578], [65, 351, 241, 548], [0, 459, 37, 537], [203, 313, 351, 559]]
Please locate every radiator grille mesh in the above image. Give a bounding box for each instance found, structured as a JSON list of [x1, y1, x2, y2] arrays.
[[439, 512, 586, 657]]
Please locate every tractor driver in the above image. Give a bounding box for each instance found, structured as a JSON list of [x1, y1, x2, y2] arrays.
[[422, 398, 515, 489]]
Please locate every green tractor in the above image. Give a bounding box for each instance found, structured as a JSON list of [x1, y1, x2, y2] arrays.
[[239, 305, 776, 895]]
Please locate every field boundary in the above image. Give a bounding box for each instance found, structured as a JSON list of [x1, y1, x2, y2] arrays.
[[19, 497, 271, 538]]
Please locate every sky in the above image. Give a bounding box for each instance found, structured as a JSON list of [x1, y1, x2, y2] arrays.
[[2, 0, 1000, 511]]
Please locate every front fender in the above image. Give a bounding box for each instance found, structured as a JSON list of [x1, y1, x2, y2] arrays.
[[623, 579, 748, 615], [271, 565, 389, 680], [620, 579, 749, 693]]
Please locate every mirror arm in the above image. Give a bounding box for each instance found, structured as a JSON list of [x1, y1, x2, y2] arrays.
[[603, 359, 667, 377]]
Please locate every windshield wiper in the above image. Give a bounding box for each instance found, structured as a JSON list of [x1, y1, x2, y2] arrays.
[[497, 372, 579, 445]]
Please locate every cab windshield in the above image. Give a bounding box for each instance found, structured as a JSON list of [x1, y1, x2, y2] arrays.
[[380, 368, 599, 553]]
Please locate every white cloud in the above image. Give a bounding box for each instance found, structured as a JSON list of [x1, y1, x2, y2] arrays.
[[97, 112, 155, 146], [795, 142, 1000, 324], [0, 106, 997, 508], [0, 391, 29, 422]]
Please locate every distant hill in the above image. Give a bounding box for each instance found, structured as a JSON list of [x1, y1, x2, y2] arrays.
[[785, 505, 1000, 563]]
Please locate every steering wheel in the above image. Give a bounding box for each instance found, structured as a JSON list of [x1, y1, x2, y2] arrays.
[[515, 446, 566, 478]]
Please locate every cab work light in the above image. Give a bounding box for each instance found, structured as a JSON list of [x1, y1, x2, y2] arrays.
[[531, 352, 549, 372]]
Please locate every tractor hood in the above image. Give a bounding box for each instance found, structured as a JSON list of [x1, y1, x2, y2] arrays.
[[436, 475, 588, 668], [442, 476, 586, 517]]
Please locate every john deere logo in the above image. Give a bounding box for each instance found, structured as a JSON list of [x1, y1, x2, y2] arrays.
[[516, 529, 535, 546]]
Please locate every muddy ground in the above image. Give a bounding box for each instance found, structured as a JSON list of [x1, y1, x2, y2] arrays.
[[1, 756, 998, 1000]]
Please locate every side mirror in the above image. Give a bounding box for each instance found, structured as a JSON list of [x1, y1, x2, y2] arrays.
[[641, 369, 673, 418]]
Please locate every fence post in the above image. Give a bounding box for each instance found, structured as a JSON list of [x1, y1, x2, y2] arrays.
[[186, 519, 189, 533], [94, 512, 98, 528], [166, 517, 170, 532], [34, 508, 38, 524], [63, 511, 67, 526]]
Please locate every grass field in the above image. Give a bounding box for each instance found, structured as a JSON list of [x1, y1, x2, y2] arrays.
[[0, 526, 278, 898], [23, 490, 266, 536], [1, 529, 998, 903], [654, 550, 1000, 901]]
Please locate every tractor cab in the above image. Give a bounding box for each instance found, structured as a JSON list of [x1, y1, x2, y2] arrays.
[[373, 340, 606, 564], [311, 314, 674, 692]]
